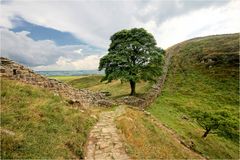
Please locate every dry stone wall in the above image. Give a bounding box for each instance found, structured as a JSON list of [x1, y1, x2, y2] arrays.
[[116, 43, 184, 109], [116, 53, 170, 109], [0, 57, 114, 108]]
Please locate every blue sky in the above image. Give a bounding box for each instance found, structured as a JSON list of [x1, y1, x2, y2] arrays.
[[11, 18, 86, 46], [1, 0, 239, 71]]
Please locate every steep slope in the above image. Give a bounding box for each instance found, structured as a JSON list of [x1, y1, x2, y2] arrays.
[[148, 33, 239, 159], [1, 78, 96, 159], [116, 108, 204, 159]]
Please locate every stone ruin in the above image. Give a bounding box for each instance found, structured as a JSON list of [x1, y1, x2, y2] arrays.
[[0, 57, 114, 108]]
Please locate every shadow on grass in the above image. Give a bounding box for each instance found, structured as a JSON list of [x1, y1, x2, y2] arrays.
[[112, 93, 146, 100]]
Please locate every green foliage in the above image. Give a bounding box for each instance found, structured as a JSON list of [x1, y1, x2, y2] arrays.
[[191, 110, 238, 138], [99, 28, 164, 95], [214, 111, 239, 140]]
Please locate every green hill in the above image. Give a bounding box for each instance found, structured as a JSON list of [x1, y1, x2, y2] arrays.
[[51, 75, 152, 99], [1, 33, 239, 159], [1, 78, 96, 159], [51, 34, 239, 159], [148, 33, 239, 159]]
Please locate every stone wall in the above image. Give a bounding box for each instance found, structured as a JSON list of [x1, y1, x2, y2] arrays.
[[0, 57, 114, 108], [116, 53, 170, 109], [116, 43, 183, 109]]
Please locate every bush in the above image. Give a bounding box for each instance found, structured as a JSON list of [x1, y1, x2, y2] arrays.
[[191, 110, 239, 140]]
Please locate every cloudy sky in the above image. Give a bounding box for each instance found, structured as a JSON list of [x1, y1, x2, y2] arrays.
[[1, 0, 239, 71]]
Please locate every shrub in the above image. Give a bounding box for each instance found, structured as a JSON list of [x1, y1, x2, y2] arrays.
[[191, 110, 239, 139]]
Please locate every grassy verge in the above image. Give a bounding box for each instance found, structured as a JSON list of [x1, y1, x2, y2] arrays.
[[116, 108, 202, 159], [1, 78, 96, 159]]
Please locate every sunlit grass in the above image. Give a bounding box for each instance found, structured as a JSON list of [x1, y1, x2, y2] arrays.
[[48, 75, 87, 82], [148, 34, 239, 159], [52, 75, 152, 99], [116, 108, 202, 159], [1, 78, 96, 159]]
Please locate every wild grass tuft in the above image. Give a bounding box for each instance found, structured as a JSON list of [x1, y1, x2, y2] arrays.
[[1, 78, 96, 159]]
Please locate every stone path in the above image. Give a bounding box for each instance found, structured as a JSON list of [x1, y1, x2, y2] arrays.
[[85, 105, 129, 160]]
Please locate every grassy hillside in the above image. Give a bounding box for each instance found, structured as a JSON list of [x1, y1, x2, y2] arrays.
[[116, 108, 203, 159], [148, 33, 239, 159], [52, 75, 152, 99], [6, 33, 238, 159], [1, 78, 96, 159]]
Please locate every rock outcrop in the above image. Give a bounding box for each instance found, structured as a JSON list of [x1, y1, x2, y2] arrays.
[[0, 57, 114, 108]]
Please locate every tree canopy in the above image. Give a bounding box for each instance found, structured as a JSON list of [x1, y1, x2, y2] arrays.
[[99, 28, 165, 95], [191, 110, 238, 139]]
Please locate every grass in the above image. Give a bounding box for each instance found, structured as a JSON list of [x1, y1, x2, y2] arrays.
[[116, 108, 202, 159], [52, 75, 152, 99], [68, 75, 103, 89], [48, 75, 86, 83], [88, 80, 152, 99], [3, 33, 238, 159], [148, 71, 239, 159], [148, 33, 239, 159], [1, 78, 96, 159]]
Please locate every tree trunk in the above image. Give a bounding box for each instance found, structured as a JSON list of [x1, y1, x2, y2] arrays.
[[130, 80, 136, 96], [202, 129, 211, 138]]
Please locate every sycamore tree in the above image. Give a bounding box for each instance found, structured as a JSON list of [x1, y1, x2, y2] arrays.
[[99, 28, 165, 95]]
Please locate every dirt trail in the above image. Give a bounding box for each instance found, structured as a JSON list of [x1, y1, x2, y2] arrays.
[[85, 105, 129, 160]]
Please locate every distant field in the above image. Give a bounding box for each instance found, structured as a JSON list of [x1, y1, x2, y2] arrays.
[[51, 75, 152, 99], [48, 75, 88, 83]]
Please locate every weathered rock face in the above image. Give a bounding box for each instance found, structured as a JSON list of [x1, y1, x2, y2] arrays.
[[0, 57, 114, 108]]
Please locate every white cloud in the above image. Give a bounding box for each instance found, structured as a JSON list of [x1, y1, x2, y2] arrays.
[[1, 0, 239, 71], [32, 55, 102, 71], [1, 0, 237, 50], [0, 1, 138, 49], [72, 55, 102, 70], [134, 0, 240, 48], [0, 29, 104, 70], [74, 48, 82, 54]]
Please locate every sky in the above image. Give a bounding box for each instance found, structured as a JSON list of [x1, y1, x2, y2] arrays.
[[1, 0, 239, 71]]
